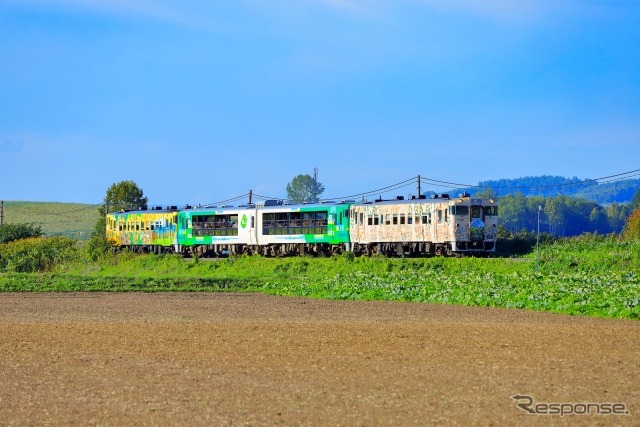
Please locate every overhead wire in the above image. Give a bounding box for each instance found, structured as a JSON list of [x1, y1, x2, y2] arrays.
[[202, 193, 250, 206], [419, 168, 640, 192], [229, 168, 640, 205], [7, 166, 638, 217], [252, 176, 418, 203]]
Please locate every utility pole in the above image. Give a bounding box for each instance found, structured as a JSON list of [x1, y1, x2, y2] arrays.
[[313, 167, 319, 202], [417, 175, 421, 197], [536, 205, 542, 272], [249, 190, 253, 205], [0, 200, 4, 226]]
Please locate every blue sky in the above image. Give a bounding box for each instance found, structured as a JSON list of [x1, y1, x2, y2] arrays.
[[1, 0, 639, 205]]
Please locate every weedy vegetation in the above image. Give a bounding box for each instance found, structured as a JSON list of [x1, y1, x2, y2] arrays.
[[0, 235, 638, 319]]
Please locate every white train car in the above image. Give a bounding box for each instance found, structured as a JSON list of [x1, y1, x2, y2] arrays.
[[349, 194, 497, 256]]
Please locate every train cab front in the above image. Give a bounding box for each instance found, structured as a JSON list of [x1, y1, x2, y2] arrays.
[[451, 197, 498, 254]]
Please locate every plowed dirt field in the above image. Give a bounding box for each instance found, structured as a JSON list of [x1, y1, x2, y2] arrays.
[[0, 293, 638, 426]]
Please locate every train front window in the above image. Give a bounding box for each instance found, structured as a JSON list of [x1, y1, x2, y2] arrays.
[[471, 206, 482, 219], [484, 206, 498, 216], [451, 206, 469, 216]]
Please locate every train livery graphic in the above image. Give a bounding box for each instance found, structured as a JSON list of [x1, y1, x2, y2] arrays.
[[107, 194, 498, 256]]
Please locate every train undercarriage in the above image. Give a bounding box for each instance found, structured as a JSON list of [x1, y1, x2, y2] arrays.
[[116, 240, 495, 258]]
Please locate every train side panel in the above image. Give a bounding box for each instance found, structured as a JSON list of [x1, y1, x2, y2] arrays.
[[253, 203, 350, 255], [107, 210, 178, 250], [349, 197, 497, 255], [176, 207, 252, 256]]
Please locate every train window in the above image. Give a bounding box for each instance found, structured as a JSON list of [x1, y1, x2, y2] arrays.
[[393, 215, 398, 225], [453, 206, 469, 216], [374, 216, 380, 226], [251, 216, 255, 228], [360, 213, 364, 226], [471, 206, 482, 218], [316, 211, 328, 226], [484, 206, 498, 216], [444, 210, 448, 223], [190, 214, 240, 236], [263, 211, 328, 235], [415, 215, 420, 224], [400, 214, 406, 225], [262, 213, 275, 235], [368, 216, 373, 226], [408, 216, 413, 225], [289, 212, 301, 228], [385, 214, 391, 225], [437, 210, 442, 224]]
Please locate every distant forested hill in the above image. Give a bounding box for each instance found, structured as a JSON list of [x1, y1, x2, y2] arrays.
[[465, 176, 640, 203]]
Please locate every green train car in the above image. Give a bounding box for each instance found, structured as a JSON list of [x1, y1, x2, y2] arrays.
[[176, 201, 351, 257]]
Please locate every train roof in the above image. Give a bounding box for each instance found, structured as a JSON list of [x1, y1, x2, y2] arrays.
[[108, 195, 496, 216], [108, 206, 179, 215], [352, 196, 495, 207]]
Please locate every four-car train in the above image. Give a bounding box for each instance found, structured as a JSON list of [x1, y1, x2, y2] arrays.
[[106, 194, 498, 257]]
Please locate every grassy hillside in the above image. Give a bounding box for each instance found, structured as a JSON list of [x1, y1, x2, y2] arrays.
[[2, 201, 100, 240]]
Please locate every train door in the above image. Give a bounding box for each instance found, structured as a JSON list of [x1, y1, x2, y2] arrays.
[[470, 205, 484, 241], [248, 207, 258, 246]]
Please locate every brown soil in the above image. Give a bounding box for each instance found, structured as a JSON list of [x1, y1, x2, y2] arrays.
[[0, 293, 638, 426]]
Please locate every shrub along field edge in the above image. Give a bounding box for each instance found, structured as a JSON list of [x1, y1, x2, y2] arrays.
[[0, 236, 638, 320]]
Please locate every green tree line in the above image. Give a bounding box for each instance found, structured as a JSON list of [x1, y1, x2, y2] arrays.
[[463, 175, 640, 203], [498, 191, 639, 236]]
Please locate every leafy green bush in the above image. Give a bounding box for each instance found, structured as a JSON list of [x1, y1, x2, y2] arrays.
[[0, 237, 78, 272], [0, 223, 43, 244], [624, 206, 640, 240], [496, 227, 555, 256], [85, 235, 116, 261]]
